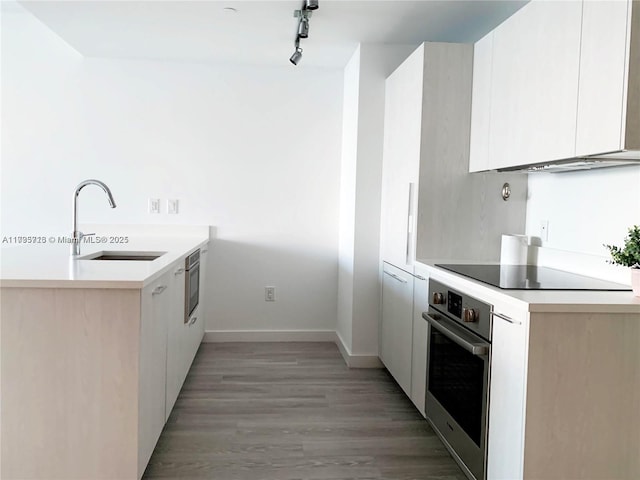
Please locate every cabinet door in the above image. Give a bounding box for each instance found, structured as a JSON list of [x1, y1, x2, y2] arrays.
[[138, 272, 171, 476], [380, 46, 423, 271], [575, 0, 629, 156], [410, 266, 429, 416], [165, 262, 187, 421], [380, 262, 414, 396], [487, 302, 529, 480], [489, 0, 582, 169], [469, 32, 494, 173]]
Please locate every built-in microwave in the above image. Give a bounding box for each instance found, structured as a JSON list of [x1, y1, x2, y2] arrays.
[[184, 249, 200, 323]]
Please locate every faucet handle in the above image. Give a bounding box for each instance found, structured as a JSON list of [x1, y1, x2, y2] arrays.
[[71, 231, 95, 256]]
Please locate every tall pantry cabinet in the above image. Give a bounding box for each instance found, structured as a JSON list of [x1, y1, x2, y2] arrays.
[[379, 42, 527, 413]]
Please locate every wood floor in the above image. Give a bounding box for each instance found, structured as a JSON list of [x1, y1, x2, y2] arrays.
[[143, 342, 466, 480]]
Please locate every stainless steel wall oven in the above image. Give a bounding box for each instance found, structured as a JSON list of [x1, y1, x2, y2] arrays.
[[423, 279, 492, 480], [184, 249, 200, 323]]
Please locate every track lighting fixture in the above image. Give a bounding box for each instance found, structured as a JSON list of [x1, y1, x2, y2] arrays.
[[305, 0, 319, 10], [290, 38, 303, 65], [289, 0, 319, 66], [298, 16, 309, 38]]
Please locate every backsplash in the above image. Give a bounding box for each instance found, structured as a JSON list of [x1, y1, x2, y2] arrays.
[[525, 165, 640, 284]]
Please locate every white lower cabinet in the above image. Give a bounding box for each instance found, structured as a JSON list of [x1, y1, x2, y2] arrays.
[[380, 262, 430, 414], [138, 270, 172, 477], [486, 300, 529, 480], [380, 262, 414, 397], [141, 249, 208, 475], [486, 300, 640, 479], [165, 262, 188, 420], [410, 266, 429, 417], [166, 251, 207, 421], [0, 245, 209, 480], [391, 271, 640, 479]]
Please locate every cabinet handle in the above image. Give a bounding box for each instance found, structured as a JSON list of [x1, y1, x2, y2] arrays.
[[490, 311, 522, 325], [201, 249, 208, 254], [188, 316, 197, 326], [152, 285, 167, 296], [406, 183, 414, 265], [383, 270, 408, 284], [174, 268, 185, 275], [415, 275, 426, 281]]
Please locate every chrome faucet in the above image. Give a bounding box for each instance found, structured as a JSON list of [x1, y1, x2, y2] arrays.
[[71, 179, 116, 256]]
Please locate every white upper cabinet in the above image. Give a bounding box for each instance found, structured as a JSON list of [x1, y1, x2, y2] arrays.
[[469, 0, 638, 172], [380, 45, 424, 272], [469, 32, 493, 173], [575, 0, 630, 156], [488, 0, 582, 170]]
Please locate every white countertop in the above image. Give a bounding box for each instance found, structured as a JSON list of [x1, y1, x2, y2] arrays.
[[0, 225, 210, 289], [417, 260, 640, 314]]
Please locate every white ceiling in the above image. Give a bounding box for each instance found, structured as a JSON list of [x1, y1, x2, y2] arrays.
[[16, 0, 527, 69]]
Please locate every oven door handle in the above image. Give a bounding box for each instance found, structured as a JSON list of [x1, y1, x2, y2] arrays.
[[422, 312, 489, 356]]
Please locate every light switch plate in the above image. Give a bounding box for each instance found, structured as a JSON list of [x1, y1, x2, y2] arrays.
[[148, 198, 161, 214], [168, 199, 179, 214]]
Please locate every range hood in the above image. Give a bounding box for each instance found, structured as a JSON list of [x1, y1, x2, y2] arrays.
[[498, 155, 640, 173]]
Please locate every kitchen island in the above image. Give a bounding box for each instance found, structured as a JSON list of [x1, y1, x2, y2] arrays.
[[418, 260, 640, 480], [0, 225, 210, 480]]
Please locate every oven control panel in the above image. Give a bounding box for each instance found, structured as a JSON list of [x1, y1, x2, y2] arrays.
[[447, 291, 462, 318], [428, 278, 492, 341]]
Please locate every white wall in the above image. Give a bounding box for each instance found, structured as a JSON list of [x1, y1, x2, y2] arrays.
[[336, 47, 360, 352], [337, 43, 415, 359], [1, 5, 344, 333], [526, 166, 640, 282]]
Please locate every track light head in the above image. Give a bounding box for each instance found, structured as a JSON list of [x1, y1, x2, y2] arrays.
[[305, 0, 319, 10], [298, 17, 309, 38], [290, 47, 303, 65]]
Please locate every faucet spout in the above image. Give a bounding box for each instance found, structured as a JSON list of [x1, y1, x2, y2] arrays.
[[71, 179, 117, 256]]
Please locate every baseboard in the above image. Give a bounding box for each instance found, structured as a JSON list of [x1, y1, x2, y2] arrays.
[[203, 329, 383, 369], [334, 331, 384, 369], [334, 330, 351, 364], [203, 330, 336, 343]]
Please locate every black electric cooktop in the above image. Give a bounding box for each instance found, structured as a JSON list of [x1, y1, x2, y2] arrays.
[[435, 264, 631, 291]]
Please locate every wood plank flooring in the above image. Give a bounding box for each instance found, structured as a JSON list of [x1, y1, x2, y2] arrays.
[[143, 342, 466, 480]]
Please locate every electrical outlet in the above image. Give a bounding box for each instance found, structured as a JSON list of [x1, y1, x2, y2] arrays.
[[168, 199, 179, 214], [540, 220, 550, 242], [148, 198, 161, 214], [265, 286, 275, 302]]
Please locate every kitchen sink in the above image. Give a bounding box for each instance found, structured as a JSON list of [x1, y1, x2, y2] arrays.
[[80, 251, 166, 261]]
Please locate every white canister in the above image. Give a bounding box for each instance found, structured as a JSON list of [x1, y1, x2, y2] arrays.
[[500, 234, 529, 265]]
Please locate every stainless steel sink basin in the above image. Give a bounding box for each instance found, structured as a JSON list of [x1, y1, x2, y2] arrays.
[[80, 251, 166, 261]]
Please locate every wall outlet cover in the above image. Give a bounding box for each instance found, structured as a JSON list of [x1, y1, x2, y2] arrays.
[[265, 286, 275, 302], [168, 199, 179, 214]]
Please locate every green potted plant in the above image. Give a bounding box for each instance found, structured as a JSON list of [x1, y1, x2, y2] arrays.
[[604, 225, 640, 296]]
